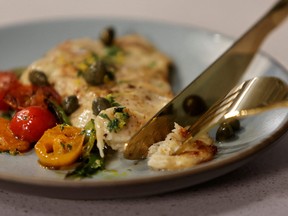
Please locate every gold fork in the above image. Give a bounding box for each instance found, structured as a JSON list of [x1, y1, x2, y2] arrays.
[[186, 76, 288, 143]]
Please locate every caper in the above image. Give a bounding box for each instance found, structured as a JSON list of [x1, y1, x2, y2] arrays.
[[62, 95, 80, 115], [216, 122, 235, 142], [92, 97, 111, 115], [29, 70, 49, 86], [227, 118, 241, 131], [100, 27, 115, 46], [83, 60, 107, 86], [183, 95, 207, 116]]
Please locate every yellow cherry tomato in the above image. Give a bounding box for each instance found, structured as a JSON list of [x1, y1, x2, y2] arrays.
[[0, 118, 31, 154], [34, 124, 85, 168]]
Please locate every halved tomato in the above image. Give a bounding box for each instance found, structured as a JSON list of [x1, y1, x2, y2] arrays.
[[9, 106, 57, 143], [0, 117, 31, 154], [34, 125, 85, 168]]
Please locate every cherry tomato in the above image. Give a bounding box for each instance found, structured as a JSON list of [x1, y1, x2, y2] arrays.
[[35, 125, 85, 168], [4, 84, 35, 110], [4, 85, 62, 110], [0, 91, 10, 110], [0, 118, 31, 154], [9, 106, 57, 143], [0, 72, 19, 111], [0, 71, 18, 89], [1, 70, 62, 110]]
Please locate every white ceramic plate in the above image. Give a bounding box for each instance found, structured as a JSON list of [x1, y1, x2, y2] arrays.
[[0, 18, 287, 199]]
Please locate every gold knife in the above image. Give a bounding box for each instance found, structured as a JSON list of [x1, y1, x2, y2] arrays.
[[124, 0, 288, 160]]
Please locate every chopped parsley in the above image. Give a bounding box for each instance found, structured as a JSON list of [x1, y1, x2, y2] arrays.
[[105, 45, 122, 58], [99, 107, 130, 133], [104, 45, 125, 65], [60, 142, 73, 152], [105, 94, 120, 107], [65, 119, 104, 179], [65, 154, 104, 179]]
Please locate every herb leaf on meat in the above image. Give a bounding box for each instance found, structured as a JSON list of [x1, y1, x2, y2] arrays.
[[99, 107, 130, 133]]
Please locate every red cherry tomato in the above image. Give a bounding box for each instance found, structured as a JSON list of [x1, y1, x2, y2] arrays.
[[0, 91, 10, 110], [4, 84, 62, 110], [1, 70, 62, 111], [9, 106, 57, 143], [0, 71, 18, 89], [0, 72, 19, 111]]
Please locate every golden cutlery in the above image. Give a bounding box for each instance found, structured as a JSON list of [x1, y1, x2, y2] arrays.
[[124, 0, 288, 160], [186, 76, 288, 142]]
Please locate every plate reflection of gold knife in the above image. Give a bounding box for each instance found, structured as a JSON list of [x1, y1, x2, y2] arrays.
[[124, 0, 288, 160]]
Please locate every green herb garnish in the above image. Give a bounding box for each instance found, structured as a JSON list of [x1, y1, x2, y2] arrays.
[[82, 119, 96, 158], [65, 119, 104, 179], [105, 45, 122, 58], [99, 107, 130, 133], [105, 94, 120, 107], [46, 99, 71, 125], [65, 154, 104, 179]]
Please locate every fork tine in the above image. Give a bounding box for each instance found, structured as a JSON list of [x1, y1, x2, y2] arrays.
[[187, 85, 243, 137], [186, 76, 288, 143]]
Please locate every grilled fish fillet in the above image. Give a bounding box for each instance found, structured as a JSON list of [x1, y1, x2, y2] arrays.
[[20, 34, 173, 156], [20, 32, 216, 170]]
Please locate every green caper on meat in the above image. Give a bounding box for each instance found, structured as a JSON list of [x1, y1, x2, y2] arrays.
[[62, 95, 80, 115], [29, 70, 49, 86], [100, 27, 115, 46], [83, 60, 107, 86], [216, 122, 235, 142], [92, 97, 112, 116], [183, 95, 207, 116]]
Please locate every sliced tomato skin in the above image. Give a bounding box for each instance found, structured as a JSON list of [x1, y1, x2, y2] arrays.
[[0, 91, 10, 111], [0, 71, 62, 111], [0, 72, 18, 88], [9, 106, 57, 143], [4, 84, 62, 110]]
